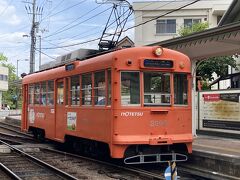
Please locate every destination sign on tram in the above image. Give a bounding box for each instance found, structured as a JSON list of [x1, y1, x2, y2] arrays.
[[144, 59, 173, 68]]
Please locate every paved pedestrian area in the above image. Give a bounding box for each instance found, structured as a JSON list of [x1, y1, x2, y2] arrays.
[[193, 135, 240, 157]]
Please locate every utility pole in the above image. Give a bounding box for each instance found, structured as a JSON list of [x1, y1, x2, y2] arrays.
[[30, 0, 36, 73], [24, 0, 45, 72], [39, 35, 41, 68]]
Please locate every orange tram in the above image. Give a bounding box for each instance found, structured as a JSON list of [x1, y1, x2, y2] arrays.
[[21, 46, 192, 164]]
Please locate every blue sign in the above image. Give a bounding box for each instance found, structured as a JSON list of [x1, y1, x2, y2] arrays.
[[164, 162, 178, 180], [164, 166, 172, 180]]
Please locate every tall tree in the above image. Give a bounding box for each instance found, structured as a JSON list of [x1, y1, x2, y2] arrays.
[[178, 22, 238, 82], [0, 53, 18, 109]]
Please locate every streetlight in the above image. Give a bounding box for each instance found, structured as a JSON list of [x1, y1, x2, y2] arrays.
[[17, 59, 28, 78]]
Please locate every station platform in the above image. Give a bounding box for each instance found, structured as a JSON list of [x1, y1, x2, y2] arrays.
[[184, 135, 240, 179], [2, 115, 240, 179]]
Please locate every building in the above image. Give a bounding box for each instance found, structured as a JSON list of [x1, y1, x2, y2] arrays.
[[142, 0, 240, 136], [0, 65, 8, 109], [133, 0, 232, 46], [116, 36, 134, 49]]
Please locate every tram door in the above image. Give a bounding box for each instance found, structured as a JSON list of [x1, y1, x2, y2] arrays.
[[55, 79, 65, 140]]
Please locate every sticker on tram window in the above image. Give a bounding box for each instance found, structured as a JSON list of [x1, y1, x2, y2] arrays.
[[29, 109, 35, 123], [144, 59, 173, 68], [67, 112, 77, 131]]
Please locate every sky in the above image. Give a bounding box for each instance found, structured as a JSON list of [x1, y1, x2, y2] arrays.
[[0, 0, 233, 76], [0, 0, 138, 76]]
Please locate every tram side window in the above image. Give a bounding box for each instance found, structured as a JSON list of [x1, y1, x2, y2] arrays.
[[174, 74, 188, 105], [94, 71, 105, 105], [47, 80, 54, 105], [107, 69, 111, 106], [40, 82, 47, 105], [65, 78, 69, 105], [121, 72, 140, 105], [144, 72, 170, 105], [70, 75, 80, 105], [34, 83, 40, 105], [28, 85, 34, 105], [81, 74, 92, 105], [57, 81, 64, 105]]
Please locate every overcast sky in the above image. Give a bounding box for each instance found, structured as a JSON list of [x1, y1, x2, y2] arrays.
[[0, 0, 233, 76]]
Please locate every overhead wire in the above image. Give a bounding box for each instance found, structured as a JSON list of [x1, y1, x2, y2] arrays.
[[43, 6, 112, 39], [43, 4, 103, 40], [0, 0, 13, 17], [39, 0, 65, 23], [44, 0, 176, 44], [40, 0, 87, 24], [42, 0, 201, 50], [40, 1, 173, 47], [50, 5, 132, 45]]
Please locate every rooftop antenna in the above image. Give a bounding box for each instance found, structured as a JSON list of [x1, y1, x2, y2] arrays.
[[96, 0, 133, 51]]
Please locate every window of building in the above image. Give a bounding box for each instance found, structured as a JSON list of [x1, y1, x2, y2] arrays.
[[94, 71, 105, 105], [184, 19, 201, 28], [34, 83, 40, 105], [156, 19, 176, 34], [81, 73, 92, 105], [174, 74, 188, 105], [0, 74, 8, 81], [121, 72, 140, 105], [144, 72, 170, 106], [57, 81, 64, 105], [107, 69, 111, 106], [70, 75, 80, 105], [40, 82, 47, 105], [47, 80, 54, 105], [28, 85, 34, 105]]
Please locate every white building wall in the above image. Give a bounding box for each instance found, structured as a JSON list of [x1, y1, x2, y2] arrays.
[[0, 65, 8, 110], [133, 0, 232, 46], [0, 66, 8, 91]]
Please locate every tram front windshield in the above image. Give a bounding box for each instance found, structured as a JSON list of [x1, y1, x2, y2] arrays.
[[120, 71, 188, 106]]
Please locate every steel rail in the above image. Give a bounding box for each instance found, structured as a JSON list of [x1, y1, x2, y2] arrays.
[[0, 137, 22, 145], [0, 163, 22, 180], [0, 124, 33, 138], [0, 140, 78, 180], [0, 121, 21, 129], [42, 147, 165, 179]]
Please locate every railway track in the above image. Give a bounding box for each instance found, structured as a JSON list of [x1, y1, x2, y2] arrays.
[[0, 121, 32, 138], [0, 132, 37, 144], [0, 121, 21, 132], [0, 119, 214, 179], [28, 147, 165, 179], [0, 140, 81, 180]]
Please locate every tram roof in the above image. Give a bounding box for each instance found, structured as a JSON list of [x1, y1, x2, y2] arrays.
[[149, 0, 240, 61]]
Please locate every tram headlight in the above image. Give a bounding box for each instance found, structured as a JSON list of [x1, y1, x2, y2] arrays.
[[153, 47, 163, 56]]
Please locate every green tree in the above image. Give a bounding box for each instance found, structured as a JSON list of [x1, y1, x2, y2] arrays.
[[178, 22, 209, 36], [179, 22, 238, 82], [0, 53, 19, 109]]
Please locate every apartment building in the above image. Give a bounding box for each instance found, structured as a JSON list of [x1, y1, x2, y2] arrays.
[[133, 0, 232, 46]]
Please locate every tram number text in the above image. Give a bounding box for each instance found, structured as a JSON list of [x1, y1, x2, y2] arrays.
[[150, 120, 167, 127]]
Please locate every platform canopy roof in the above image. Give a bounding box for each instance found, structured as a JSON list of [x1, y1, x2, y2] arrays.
[[149, 0, 240, 61]]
